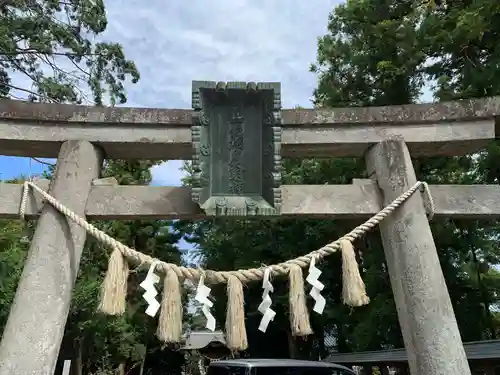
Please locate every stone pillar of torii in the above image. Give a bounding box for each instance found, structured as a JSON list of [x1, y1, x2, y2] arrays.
[[0, 85, 499, 375]]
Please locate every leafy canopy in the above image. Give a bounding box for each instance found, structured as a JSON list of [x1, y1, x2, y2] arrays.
[[0, 0, 139, 104]]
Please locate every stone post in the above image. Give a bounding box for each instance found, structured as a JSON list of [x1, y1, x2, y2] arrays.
[[365, 139, 470, 375], [0, 141, 103, 375]]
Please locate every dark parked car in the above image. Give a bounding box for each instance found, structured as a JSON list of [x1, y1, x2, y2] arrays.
[[207, 359, 355, 375]]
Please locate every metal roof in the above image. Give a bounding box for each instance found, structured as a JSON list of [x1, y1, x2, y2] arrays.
[[326, 340, 500, 364], [181, 331, 226, 350]]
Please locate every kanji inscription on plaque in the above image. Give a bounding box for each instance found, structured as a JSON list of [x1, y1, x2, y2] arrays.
[[191, 81, 282, 216]]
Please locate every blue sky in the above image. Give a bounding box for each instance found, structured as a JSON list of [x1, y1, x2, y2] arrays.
[[1, 0, 434, 250]]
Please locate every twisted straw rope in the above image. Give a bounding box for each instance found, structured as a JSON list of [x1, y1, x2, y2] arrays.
[[19, 180, 434, 284]]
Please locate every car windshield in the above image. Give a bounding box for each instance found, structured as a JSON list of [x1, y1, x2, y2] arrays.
[[207, 365, 353, 375]]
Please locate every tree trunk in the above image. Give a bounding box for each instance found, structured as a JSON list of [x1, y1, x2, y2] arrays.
[[287, 331, 296, 359], [316, 322, 326, 359], [139, 347, 147, 375], [71, 338, 83, 375]]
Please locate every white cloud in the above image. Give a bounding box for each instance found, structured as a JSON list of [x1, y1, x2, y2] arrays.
[[100, 0, 343, 186], [151, 160, 185, 186], [101, 0, 342, 110], [6, 0, 435, 186]]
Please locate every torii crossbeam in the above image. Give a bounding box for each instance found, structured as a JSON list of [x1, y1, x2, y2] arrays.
[[0, 85, 499, 375]]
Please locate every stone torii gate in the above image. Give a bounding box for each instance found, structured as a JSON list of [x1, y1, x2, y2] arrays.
[[0, 81, 499, 375]]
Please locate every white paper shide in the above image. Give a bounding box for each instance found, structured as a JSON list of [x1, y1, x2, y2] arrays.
[[306, 256, 326, 314], [258, 268, 276, 332], [140, 261, 161, 317], [195, 275, 216, 331]]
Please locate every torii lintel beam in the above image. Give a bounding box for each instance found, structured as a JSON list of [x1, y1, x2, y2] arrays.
[[2, 179, 500, 220], [0, 96, 499, 159]]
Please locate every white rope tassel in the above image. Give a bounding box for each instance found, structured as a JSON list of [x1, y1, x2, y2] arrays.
[[195, 275, 216, 331], [140, 261, 161, 317], [258, 268, 276, 332], [306, 256, 326, 314]]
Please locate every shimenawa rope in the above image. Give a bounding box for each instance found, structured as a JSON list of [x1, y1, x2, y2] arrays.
[[19, 180, 433, 282], [19, 180, 434, 350]]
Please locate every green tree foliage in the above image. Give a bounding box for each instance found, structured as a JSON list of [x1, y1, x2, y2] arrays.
[[0, 212, 29, 329], [418, 0, 500, 339], [310, 0, 500, 345], [64, 160, 184, 374], [178, 0, 500, 359], [0, 1, 185, 373], [2, 0, 500, 371], [0, 0, 139, 104], [0, 162, 185, 374], [177, 0, 425, 356], [420, 0, 500, 101], [310, 0, 425, 107]]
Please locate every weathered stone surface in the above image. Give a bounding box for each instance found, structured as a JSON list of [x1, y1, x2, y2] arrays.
[[0, 140, 103, 375], [191, 81, 282, 216], [365, 138, 471, 375], [2, 180, 500, 220], [0, 100, 496, 159], [283, 96, 500, 124], [0, 98, 193, 124], [2, 95, 499, 124]]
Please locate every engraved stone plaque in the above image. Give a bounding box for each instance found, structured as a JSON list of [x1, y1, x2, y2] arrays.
[[191, 81, 282, 216]]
